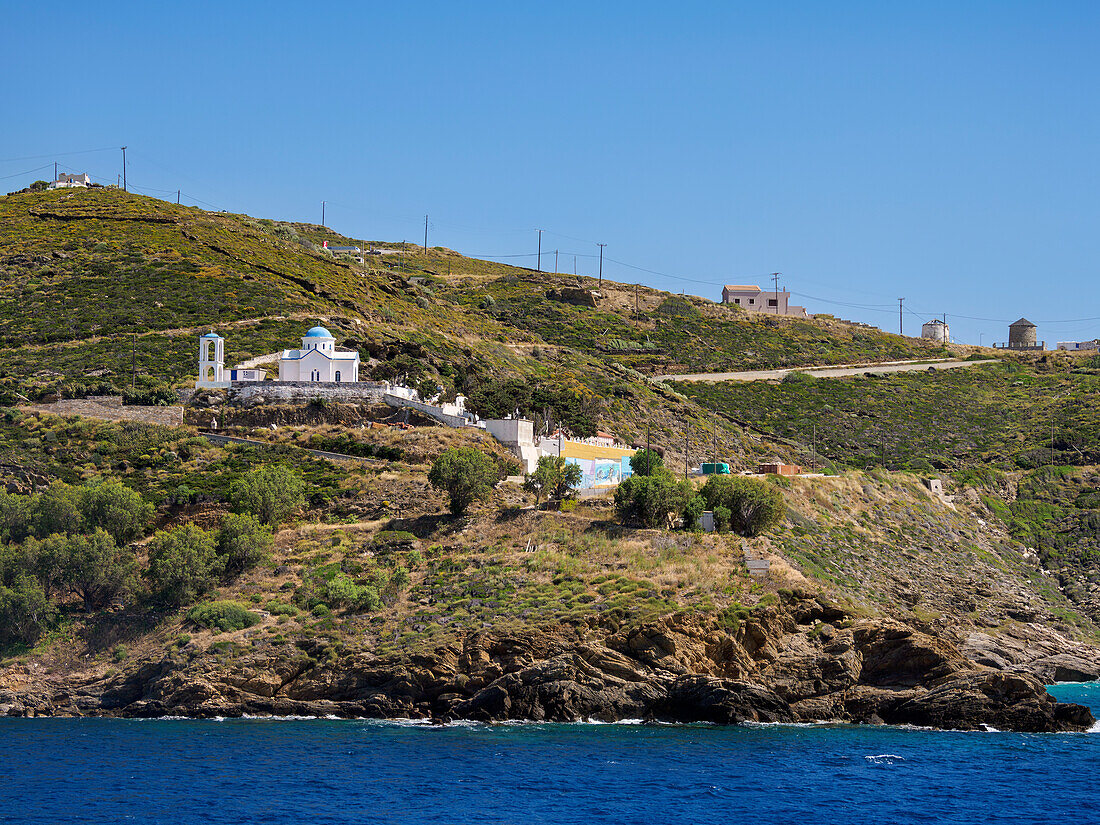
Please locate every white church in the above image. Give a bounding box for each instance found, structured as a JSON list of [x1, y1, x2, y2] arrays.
[[196, 325, 360, 388]]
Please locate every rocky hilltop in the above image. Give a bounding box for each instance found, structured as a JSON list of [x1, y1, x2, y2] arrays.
[[2, 593, 1093, 732]]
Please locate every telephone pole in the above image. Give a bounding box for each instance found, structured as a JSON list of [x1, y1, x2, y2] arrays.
[[53, 161, 57, 182], [321, 201, 326, 226], [554, 250, 558, 274], [899, 297, 904, 336], [812, 423, 817, 472], [771, 272, 780, 314], [684, 425, 690, 480], [176, 189, 181, 204], [131, 332, 137, 389], [120, 146, 127, 191], [943, 313, 948, 343], [597, 243, 606, 290], [573, 255, 577, 276], [536, 229, 543, 272], [635, 283, 639, 315], [424, 215, 428, 251]]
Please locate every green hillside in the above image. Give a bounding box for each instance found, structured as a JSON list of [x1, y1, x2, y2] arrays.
[[0, 186, 952, 466], [674, 356, 1100, 473]]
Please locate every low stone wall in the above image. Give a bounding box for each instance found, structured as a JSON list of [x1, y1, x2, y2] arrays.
[[23, 398, 184, 427], [383, 393, 473, 428], [228, 381, 389, 405]]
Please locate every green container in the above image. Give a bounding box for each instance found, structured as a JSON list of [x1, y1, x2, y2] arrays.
[[702, 462, 730, 475]]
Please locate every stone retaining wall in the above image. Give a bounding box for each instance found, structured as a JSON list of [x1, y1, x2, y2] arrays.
[[228, 381, 389, 404], [23, 398, 184, 427]]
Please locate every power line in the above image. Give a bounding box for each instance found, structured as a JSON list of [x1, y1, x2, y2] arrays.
[[0, 146, 119, 164], [0, 163, 53, 180]]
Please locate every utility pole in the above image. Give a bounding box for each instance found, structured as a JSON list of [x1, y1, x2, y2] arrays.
[[424, 215, 428, 251], [53, 162, 57, 182], [176, 189, 181, 204], [597, 243, 606, 290], [684, 426, 689, 480], [131, 332, 137, 389], [771, 272, 781, 315], [646, 423, 651, 474], [321, 201, 326, 226], [812, 423, 817, 472], [554, 250, 558, 274], [712, 427, 717, 466], [573, 255, 577, 276], [536, 229, 542, 272], [635, 283, 639, 315], [943, 313, 948, 343], [899, 298, 904, 336], [120, 146, 127, 191]]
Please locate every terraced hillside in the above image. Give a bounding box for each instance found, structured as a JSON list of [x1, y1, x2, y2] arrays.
[[674, 356, 1100, 473]]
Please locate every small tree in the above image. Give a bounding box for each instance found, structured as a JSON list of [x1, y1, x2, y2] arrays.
[[31, 483, 82, 539], [701, 475, 785, 537], [0, 491, 33, 543], [58, 529, 138, 612], [428, 447, 498, 516], [216, 513, 274, 579], [614, 467, 693, 528], [524, 455, 582, 505], [147, 524, 220, 607], [0, 574, 55, 647], [713, 505, 731, 534], [682, 494, 706, 531], [80, 480, 154, 545], [630, 448, 663, 477], [229, 464, 305, 526]]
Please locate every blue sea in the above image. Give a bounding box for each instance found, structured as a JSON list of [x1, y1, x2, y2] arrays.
[[2, 684, 1099, 825]]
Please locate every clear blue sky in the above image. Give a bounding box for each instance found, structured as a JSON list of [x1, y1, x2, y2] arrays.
[[4, 1, 1100, 346]]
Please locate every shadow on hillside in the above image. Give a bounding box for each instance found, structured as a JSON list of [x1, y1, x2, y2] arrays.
[[80, 608, 165, 655], [382, 513, 464, 540]]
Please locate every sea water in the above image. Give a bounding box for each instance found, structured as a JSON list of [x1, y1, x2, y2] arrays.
[[2, 684, 1099, 824]]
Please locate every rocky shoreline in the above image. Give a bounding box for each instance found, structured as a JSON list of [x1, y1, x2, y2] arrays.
[[2, 594, 1096, 732]]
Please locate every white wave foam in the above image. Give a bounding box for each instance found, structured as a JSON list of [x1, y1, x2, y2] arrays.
[[864, 754, 906, 764]]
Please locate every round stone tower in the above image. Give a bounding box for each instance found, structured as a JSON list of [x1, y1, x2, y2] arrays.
[[1009, 318, 1037, 348]]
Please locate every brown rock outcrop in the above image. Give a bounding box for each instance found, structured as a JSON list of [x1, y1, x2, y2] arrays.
[[3, 594, 1093, 732]]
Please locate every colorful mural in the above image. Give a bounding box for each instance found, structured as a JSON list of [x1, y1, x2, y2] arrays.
[[564, 456, 633, 489]]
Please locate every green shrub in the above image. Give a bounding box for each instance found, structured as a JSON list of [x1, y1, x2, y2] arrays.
[[229, 464, 305, 526], [613, 468, 693, 528], [701, 475, 785, 537], [629, 449, 663, 477], [146, 524, 220, 606], [112, 644, 129, 662], [264, 599, 298, 617], [0, 574, 55, 648], [216, 513, 274, 579], [186, 600, 261, 632], [428, 447, 498, 516], [682, 495, 705, 531], [79, 479, 153, 544], [713, 505, 731, 534]]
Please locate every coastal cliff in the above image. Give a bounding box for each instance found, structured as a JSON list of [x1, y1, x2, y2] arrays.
[[2, 593, 1093, 732]]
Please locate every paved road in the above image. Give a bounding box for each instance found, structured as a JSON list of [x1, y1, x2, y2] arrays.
[[659, 358, 999, 383]]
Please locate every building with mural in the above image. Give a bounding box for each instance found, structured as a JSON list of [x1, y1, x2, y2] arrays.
[[538, 432, 636, 490]]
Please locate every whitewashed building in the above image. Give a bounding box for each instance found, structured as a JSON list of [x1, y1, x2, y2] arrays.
[[48, 173, 91, 189], [278, 326, 359, 383]]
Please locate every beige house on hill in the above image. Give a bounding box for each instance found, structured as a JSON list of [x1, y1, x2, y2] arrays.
[[722, 284, 808, 318]]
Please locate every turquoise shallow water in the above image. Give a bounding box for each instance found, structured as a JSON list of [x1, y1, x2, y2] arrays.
[[2, 684, 1099, 825]]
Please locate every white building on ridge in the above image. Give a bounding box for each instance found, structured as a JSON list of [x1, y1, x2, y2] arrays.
[[278, 326, 359, 383], [195, 325, 359, 388], [48, 173, 91, 189]]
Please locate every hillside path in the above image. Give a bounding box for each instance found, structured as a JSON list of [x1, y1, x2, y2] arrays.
[[659, 357, 999, 383]]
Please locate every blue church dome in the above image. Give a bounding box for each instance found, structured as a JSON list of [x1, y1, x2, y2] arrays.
[[305, 326, 333, 338]]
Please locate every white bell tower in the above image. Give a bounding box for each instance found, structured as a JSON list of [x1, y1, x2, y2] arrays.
[[196, 331, 227, 388]]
